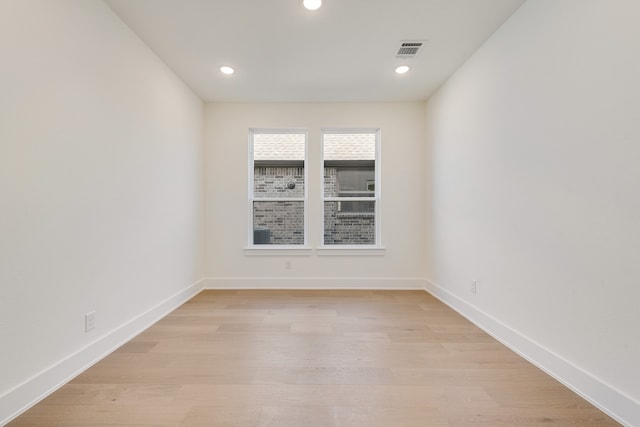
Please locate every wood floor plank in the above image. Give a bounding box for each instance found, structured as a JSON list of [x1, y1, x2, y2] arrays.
[[332, 405, 448, 427], [8, 290, 620, 426]]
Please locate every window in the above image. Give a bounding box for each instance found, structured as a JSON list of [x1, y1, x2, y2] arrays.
[[322, 130, 380, 246], [249, 130, 306, 246]]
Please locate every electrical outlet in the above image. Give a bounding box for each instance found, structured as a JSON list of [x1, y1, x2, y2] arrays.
[[470, 280, 477, 295], [285, 260, 292, 270], [85, 311, 95, 332]]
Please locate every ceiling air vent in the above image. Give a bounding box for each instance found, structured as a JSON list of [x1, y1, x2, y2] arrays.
[[396, 41, 425, 58]]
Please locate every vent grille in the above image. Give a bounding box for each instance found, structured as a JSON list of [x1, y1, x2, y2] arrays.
[[396, 41, 425, 58]]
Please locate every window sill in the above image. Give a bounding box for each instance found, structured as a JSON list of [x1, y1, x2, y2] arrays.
[[316, 246, 385, 256], [243, 246, 313, 256]]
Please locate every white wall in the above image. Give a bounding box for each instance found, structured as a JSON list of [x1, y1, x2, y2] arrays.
[[0, 1, 204, 422], [425, 0, 640, 424], [205, 103, 426, 288]]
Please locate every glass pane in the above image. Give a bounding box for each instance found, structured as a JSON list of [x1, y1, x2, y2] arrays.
[[254, 166, 304, 198], [323, 133, 375, 197], [253, 201, 304, 245], [254, 133, 305, 198], [324, 201, 375, 245]]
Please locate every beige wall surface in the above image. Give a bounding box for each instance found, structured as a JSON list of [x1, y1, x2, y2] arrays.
[[204, 102, 427, 286]]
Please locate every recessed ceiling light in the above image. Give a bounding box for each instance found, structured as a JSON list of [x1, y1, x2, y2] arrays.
[[395, 65, 410, 74], [303, 0, 322, 10], [220, 66, 235, 75]]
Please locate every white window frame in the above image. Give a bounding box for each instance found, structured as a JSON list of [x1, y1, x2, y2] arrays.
[[246, 128, 310, 253], [319, 128, 383, 252]]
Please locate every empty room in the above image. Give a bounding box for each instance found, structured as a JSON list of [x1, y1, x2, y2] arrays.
[[1, 0, 638, 426]]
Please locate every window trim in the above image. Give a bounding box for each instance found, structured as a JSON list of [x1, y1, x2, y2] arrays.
[[248, 128, 309, 249], [320, 128, 382, 248]]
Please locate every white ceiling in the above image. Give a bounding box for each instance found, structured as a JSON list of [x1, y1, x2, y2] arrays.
[[105, 0, 525, 103]]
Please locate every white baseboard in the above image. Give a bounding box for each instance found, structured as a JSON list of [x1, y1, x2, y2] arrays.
[[203, 277, 426, 290], [424, 279, 639, 427], [0, 279, 204, 426]]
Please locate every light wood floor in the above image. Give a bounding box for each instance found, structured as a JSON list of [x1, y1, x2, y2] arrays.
[[9, 290, 619, 426]]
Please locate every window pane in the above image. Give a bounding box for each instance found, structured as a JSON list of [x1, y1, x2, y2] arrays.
[[254, 166, 304, 198], [254, 133, 304, 198], [323, 133, 375, 198], [326, 167, 375, 198], [324, 201, 375, 245], [253, 201, 304, 245]]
